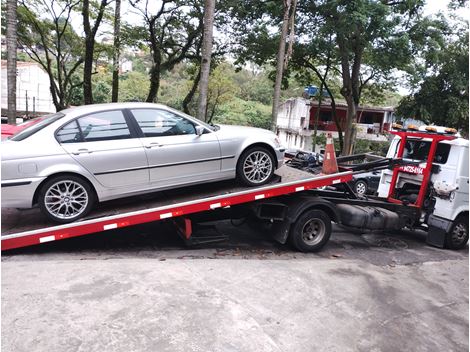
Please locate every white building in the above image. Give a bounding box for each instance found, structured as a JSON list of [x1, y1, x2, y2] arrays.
[[276, 97, 312, 151], [120, 59, 133, 73], [277, 97, 395, 152], [1, 60, 55, 116]]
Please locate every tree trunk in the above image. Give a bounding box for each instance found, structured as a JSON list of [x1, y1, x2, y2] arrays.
[[271, 0, 292, 131], [146, 64, 161, 103], [342, 97, 357, 155], [312, 84, 323, 151], [83, 38, 94, 104], [7, 0, 17, 125], [82, 0, 108, 105], [111, 0, 121, 102], [183, 67, 201, 114], [197, 0, 216, 122]]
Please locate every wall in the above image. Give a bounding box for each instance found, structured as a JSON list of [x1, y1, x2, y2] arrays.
[[1, 62, 55, 116]]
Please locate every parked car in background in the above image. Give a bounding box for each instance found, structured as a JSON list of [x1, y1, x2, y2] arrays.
[[1, 117, 42, 139], [349, 170, 381, 195], [1, 103, 285, 223]]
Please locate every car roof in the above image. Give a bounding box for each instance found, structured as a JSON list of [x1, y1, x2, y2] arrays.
[[59, 102, 172, 117]]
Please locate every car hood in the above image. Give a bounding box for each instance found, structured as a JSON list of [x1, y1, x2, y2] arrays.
[[216, 124, 275, 137]]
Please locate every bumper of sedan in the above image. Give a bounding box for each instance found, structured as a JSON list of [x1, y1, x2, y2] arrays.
[[275, 147, 285, 168], [1, 177, 45, 208]]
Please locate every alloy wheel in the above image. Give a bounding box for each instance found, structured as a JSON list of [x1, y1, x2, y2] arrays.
[[355, 181, 367, 195], [243, 151, 273, 184], [44, 180, 89, 220]]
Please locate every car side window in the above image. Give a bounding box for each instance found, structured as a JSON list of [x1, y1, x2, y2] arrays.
[[56, 120, 82, 143], [131, 109, 196, 137], [77, 111, 131, 142]]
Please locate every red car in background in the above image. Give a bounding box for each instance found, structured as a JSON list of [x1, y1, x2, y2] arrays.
[[1, 117, 42, 139]]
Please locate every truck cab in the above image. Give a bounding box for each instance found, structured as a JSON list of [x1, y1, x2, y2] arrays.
[[377, 125, 469, 248]]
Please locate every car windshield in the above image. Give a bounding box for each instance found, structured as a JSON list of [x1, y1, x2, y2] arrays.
[[10, 113, 65, 141], [401, 139, 451, 164]]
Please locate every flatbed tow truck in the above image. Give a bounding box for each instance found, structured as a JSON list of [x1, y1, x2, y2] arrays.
[[2, 126, 468, 252]]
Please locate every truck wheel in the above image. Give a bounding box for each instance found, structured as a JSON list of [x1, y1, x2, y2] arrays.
[[38, 175, 95, 223], [446, 215, 469, 250], [289, 209, 331, 252], [237, 146, 275, 186]]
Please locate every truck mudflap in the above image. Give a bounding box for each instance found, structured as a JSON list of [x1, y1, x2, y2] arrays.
[[426, 214, 453, 248], [336, 204, 402, 231]]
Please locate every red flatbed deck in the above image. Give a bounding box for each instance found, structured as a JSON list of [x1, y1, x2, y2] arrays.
[[1, 166, 353, 250]]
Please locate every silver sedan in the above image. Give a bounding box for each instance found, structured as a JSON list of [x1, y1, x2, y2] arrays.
[[1, 103, 285, 223]]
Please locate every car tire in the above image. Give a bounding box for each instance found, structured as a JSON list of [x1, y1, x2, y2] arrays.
[[237, 146, 275, 186], [445, 215, 469, 250], [289, 209, 332, 252], [354, 179, 368, 195], [38, 175, 95, 224]]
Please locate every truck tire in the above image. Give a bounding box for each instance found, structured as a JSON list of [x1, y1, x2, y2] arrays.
[[446, 215, 469, 250], [38, 175, 95, 224], [289, 209, 331, 252]]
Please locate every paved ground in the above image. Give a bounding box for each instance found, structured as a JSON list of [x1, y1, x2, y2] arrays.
[[2, 222, 468, 352]]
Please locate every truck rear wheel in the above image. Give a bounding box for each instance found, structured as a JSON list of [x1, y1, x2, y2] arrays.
[[289, 209, 331, 252], [446, 215, 469, 250]]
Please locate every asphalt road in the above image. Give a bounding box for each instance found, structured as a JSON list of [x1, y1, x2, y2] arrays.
[[2, 222, 468, 352]]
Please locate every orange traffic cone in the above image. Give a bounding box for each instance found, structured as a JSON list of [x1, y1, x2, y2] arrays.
[[322, 133, 338, 174]]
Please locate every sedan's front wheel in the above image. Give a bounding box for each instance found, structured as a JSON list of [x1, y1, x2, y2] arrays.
[[237, 146, 275, 186], [38, 175, 95, 223]]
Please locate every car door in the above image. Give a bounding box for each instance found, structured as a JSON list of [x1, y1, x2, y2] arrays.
[[57, 110, 149, 188], [129, 108, 221, 187]]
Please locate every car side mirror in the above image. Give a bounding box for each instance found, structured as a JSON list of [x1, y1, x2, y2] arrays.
[[195, 126, 205, 136]]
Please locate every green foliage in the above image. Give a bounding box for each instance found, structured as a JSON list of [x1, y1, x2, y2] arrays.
[[314, 134, 390, 156], [214, 97, 271, 129], [396, 27, 468, 134], [92, 72, 112, 103], [352, 139, 390, 157], [119, 71, 150, 102]]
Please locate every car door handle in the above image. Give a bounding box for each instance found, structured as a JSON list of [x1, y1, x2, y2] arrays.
[[144, 142, 163, 148], [72, 148, 92, 155]]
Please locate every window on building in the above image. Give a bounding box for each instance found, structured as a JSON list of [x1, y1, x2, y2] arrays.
[[320, 111, 332, 122]]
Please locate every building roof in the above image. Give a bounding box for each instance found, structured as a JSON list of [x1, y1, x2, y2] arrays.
[[309, 98, 394, 112], [281, 97, 394, 112], [1, 60, 40, 69]]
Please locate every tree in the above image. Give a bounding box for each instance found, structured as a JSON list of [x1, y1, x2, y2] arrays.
[[396, 31, 468, 135], [129, 0, 203, 103], [271, 0, 295, 131], [197, 0, 216, 121], [16, 0, 84, 111], [6, 0, 17, 124], [205, 62, 239, 123], [111, 0, 121, 102], [291, 32, 344, 151], [82, 0, 111, 104], [301, 0, 427, 155], [230, 0, 429, 154]]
